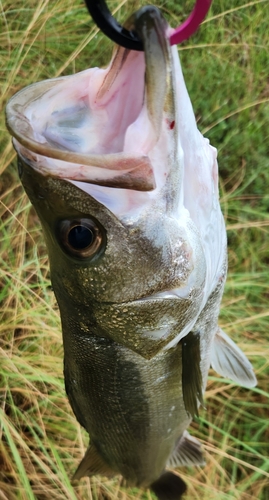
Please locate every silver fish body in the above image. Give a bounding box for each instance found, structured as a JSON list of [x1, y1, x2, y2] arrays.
[[6, 6, 256, 499]]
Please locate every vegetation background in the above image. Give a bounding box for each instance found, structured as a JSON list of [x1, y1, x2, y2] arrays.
[[0, 0, 268, 498]]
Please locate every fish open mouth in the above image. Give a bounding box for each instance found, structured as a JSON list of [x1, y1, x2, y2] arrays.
[[6, 7, 177, 193], [6, 6, 225, 294]]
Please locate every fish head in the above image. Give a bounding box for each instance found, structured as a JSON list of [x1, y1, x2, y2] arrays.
[[6, 6, 226, 359]]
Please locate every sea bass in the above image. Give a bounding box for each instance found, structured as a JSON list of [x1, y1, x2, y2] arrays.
[[6, 6, 256, 499]]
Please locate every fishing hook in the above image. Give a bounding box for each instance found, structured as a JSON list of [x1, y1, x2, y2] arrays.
[[84, 0, 213, 51]]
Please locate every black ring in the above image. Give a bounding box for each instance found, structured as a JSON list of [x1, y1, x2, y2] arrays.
[[84, 0, 144, 51]]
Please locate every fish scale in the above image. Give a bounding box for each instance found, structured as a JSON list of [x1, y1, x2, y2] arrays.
[[64, 332, 188, 487]]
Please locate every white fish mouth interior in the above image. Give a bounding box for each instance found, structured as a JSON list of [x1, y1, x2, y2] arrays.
[[13, 46, 177, 216], [26, 52, 146, 157]]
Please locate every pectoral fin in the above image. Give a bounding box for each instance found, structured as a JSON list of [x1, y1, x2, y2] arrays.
[[181, 331, 204, 418], [211, 328, 257, 388], [72, 443, 115, 481], [150, 471, 187, 500], [167, 430, 205, 468]]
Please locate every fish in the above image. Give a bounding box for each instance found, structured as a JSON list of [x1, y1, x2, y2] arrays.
[[6, 6, 257, 500]]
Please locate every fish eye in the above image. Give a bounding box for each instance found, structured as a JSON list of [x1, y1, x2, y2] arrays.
[[58, 218, 106, 259]]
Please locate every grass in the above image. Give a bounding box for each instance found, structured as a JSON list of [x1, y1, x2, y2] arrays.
[[0, 0, 269, 498]]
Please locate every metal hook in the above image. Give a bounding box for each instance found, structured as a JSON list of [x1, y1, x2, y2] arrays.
[[84, 0, 213, 51]]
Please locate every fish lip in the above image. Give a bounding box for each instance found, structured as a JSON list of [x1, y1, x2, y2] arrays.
[[12, 138, 156, 192], [99, 290, 192, 306]]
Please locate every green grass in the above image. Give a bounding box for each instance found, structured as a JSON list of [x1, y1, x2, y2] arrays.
[[1, 0, 269, 499]]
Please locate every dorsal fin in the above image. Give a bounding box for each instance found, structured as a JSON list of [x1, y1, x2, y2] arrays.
[[72, 443, 115, 481], [211, 328, 257, 388], [150, 471, 187, 500], [181, 331, 203, 417], [167, 430, 205, 468]]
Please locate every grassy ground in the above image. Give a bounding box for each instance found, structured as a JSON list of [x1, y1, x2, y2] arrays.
[[1, 0, 269, 499]]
